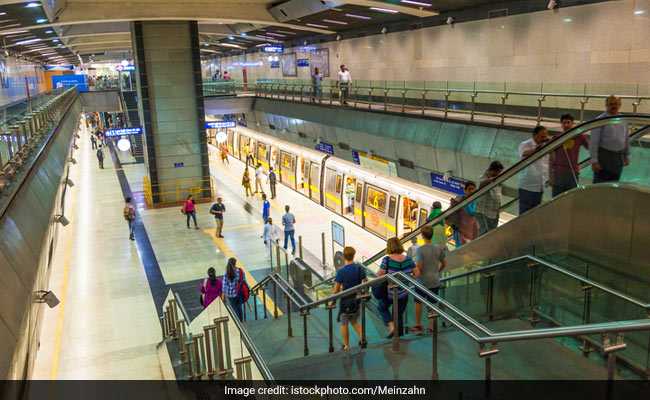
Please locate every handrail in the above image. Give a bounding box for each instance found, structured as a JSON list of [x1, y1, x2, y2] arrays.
[[441, 255, 650, 310], [269, 274, 310, 307], [223, 301, 275, 382], [362, 114, 650, 268]]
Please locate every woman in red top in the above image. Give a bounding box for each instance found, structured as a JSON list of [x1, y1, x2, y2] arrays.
[[200, 267, 222, 308], [182, 194, 199, 229]]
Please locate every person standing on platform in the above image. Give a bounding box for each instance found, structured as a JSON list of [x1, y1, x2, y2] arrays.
[[182, 194, 199, 230], [221, 258, 246, 321], [447, 181, 479, 248], [199, 267, 222, 309], [282, 205, 296, 255], [220, 143, 229, 165], [475, 161, 504, 235], [267, 167, 277, 199], [210, 197, 226, 238], [518, 126, 550, 214], [590, 96, 629, 183], [337, 64, 352, 105], [550, 114, 589, 196], [90, 133, 97, 150], [254, 163, 264, 194], [123, 197, 136, 241], [410, 226, 447, 335], [96, 147, 104, 169], [242, 169, 253, 197], [332, 246, 367, 351], [262, 217, 281, 257], [311, 67, 323, 102], [262, 193, 271, 222]]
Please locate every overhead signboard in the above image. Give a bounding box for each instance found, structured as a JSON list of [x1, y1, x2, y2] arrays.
[[116, 64, 136, 71], [105, 127, 142, 137], [430, 172, 466, 195], [45, 65, 74, 71], [205, 121, 236, 129], [315, 141, 334, 155], [52, 74, 88, 92], [262, 45, 284, 53], [296, 58, 309, 67]]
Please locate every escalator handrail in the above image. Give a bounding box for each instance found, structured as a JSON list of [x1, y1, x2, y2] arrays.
[[362, 114, 650, 269], [498, 123, 650, 212]]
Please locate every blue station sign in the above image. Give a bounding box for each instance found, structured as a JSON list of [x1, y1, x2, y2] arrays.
[[315, 141, 334, 155], [430, 172, 466, 196], [205, 121, 236, 129], [105, 127, 143, 137], [262, 45, 283, 53]]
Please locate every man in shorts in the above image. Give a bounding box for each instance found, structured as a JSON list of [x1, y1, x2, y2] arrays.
[[411, 225, 447, 334], [332, 246, 367, 351]]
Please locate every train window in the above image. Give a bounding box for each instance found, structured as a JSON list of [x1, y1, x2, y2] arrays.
[[366, 186, 387, 213], [335, 175, 342, 194], [419, 209, 428, 226], [355, 183, 362, 202], [281, 152, 293, 169], [325, 168, 337, 193], [388, 196, 397, 218], [257, 143, 268, 162]]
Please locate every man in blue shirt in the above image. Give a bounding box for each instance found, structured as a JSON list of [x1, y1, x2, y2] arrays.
[[333, 246, 367, 351], [262, 193, 270, 222], [281, 205, 296, 255]]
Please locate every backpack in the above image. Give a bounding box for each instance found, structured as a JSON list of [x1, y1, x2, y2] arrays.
[[123, 206, 133, 221], [237, 268, 250, 302], [338, 264, 363, 320]]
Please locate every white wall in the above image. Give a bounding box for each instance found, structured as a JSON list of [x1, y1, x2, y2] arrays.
[[219, 0, 650, 93]]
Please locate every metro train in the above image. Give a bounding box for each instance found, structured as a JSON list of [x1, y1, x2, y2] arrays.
[[213, 126, 462, 240]]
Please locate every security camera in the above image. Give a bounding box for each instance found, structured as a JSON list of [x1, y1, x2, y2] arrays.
[[66, 178, 74, 187], [547, 0, 558, 10], [54, 214, 69, 226], [381, 27, 387, 34], [446, 17, 455, 25], [35, 290, 60, 308]]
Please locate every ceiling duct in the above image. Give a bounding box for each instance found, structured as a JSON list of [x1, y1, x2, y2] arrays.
[[269, 0, 345, 23]]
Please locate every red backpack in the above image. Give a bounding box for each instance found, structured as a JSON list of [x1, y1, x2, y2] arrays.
[[237, 268, 250, 302]]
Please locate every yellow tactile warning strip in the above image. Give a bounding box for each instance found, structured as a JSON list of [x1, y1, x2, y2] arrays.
[[203, 229, 283, 317]]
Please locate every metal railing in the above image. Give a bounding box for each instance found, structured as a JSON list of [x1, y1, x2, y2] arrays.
[[252, 79, 650, 126], [0, 87, 78, 193], [159, 289, 274, 381], [249, 251, 650, 380], [142, 175, 216, 208]]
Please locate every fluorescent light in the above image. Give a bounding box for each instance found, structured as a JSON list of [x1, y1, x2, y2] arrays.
[[52, 39, 59, 42], [323, 19, 348, 25], [401, 0, 432, 5], [276, 30, 297, 35], [217, 43, 244, 49], [345, 13, 371, 20], [240, 32, 247, 36], [36, 18, 48, 23], [0, 24, 23, 30], [634, 10, 646, 15], [265, 32, 287, 37], [45, 29, 53, 33], [306, 23, 328, 28], [15, 38, 42, 45], [25, 2, 40, 8], [563, 17, 573, 22], [228, 35, 234, 39], [370, 7, 399, 14], [0, 13, 6, 16], [255, 43, 270, 47]]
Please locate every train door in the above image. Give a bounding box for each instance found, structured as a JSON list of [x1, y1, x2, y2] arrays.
[[364, 185, 389, 238], [353, 180, 364, 225], [256, 142, 270, 170], [270, 146, 279, 171], [309, 162, 321, 204], [418, 206, 429, 228], [300, 159, 310, 196], [239, 135, 250, 162], [249, 138, 258, 165], [227, 130, 235, 156], [402, 197, 420, 234], [342, 175, 357, 220], [279, 151, 297, 189], [323, 168, 343, 213]]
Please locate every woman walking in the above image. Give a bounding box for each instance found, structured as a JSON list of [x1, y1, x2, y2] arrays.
[[199, 267, 222, 308], [376, 237, 415, 338], [182, 194, 199, 229], [221, 258, 247, 321], [242, 169, 253, 197]]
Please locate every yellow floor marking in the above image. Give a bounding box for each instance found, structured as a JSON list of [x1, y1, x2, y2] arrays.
[[49, 236, 73, 379], [203, 229, 283, 317]]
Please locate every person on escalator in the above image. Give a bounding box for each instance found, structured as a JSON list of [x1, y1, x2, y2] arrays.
[[550, 114, 589, 197], [427, 201, 447, 246], [332, 246, 367, 351], [590, 96, 629, 183], [476, 161, 504, 235], [518, 126, 550, 214], [447, 181, 479, 248], [376, 237, 415, 338]]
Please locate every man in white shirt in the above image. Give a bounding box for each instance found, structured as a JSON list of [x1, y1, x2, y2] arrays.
[[255, 163, 264, 194], [337, 64, 351, 105], [262, 217, 281, 258], [518, 126, 550, 215]]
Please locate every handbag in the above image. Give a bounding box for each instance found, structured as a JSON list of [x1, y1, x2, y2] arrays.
[[237, 268, 250, 302]]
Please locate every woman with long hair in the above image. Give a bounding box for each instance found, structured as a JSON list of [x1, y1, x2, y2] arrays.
[[182, 194, 199, 229], [221, 258, 246, 321], [199, 267, 222, 308], [376, 237, 415, 338]]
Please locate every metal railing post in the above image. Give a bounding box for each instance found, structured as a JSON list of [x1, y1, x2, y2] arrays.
[[485, 272, 495, 320], [430, 310, 439, 380], [253, 293, 258, 320], [479, 344, 499, 381], [391, 283, 400, 352], [360, 295, 368, 348], [528, 261, 540, 324], [203, 326, 214, 379], [275, 242, 281, 273], [299, 235, 303, 259], [262, 288, 268, 319], [287, 294, 293, 337], [580, 284, 593, 354], [579, 97, 589, 123], [302, 310, 309, 356], [401, 89, 406, 113], [354, 87, 358, 108], [368, 88, 372, 110], [603, 333, 626, 380], [421, 90, 426, 115], [272, 280, 279, 318], [327, 302, 335, 352], [384, 88, 388, 111]]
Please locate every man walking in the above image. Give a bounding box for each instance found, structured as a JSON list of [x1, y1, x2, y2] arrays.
[[282, 205, 296, 255], [96, 147, 104, 169], [254, 163, 264, 194], [262, 193, 271, 222], [268, 167, 277, 199], [262, 217, 281, 258], [332, 246, 367, 351], [210, 197, 226, 238], [518, 126, 550, 214], [90, 133, 97, 150], [411, 226, 447, 334], [550, 114, 589, 196], [590, 95, 630, 183], [337, 64, 352, 105], [123, 197, 136, 241]]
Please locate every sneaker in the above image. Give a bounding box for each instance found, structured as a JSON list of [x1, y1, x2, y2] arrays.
[[129, 235, 134, 241], [219, 235, 224, 238]]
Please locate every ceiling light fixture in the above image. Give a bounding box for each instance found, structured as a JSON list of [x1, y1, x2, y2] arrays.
[[276, 30, 297, 35], [45, 29, 53, 33], [306, 23, 328, 28], [323, 19, 348, 25], [634, 10, 646, 15], [15, 38, 42, 45], [25, 2, 40, 8], [36, 18, 47, 23], [228, 35, 234, 40], [255, 43, 270, 47], [0, 13, 5, 16], [240, 32, 247, 36], [265, 32, 287, 37], [345, 13, 371, 20], [400, 0, 432, 6], [369, 7, 399, 14], [563, 17, 573, 22]]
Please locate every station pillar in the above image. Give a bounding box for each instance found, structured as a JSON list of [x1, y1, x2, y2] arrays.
[[131, 21, 210, 205]]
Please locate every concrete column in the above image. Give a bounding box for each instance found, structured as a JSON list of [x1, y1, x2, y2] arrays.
[[131, 21, 210, 205]]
